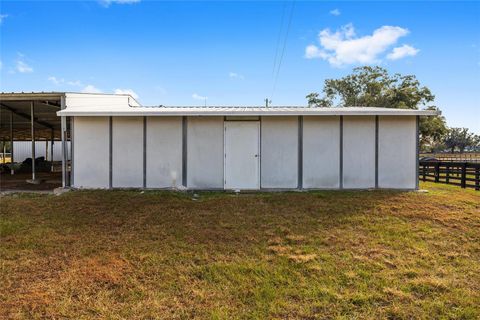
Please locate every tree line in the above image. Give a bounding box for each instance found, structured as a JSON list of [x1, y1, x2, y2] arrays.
[[306, 66, 479, 153]]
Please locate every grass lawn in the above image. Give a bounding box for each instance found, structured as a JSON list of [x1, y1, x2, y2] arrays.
[[1, 182, 479, 319]]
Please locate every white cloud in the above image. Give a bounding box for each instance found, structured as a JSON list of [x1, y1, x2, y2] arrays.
[[305, 45, 329, 59], [81, 85, 102, 93], [192, 93, 207, 101], [228, 72, 244, 80], [0, 14, 8, 24], [99, 0, 140, 7], [305, 23, 411, 67], [16, 60, 33, 73], [48, 76, 64, 85], [330, 9, 340, 16], [114, 88, 139, 99], [386, 44, 419, 60]]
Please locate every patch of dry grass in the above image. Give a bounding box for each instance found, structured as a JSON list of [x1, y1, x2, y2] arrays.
[[1, 182, 479, 319]]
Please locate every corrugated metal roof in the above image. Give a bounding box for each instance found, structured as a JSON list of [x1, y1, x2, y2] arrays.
[[57, 105, 440, 116]]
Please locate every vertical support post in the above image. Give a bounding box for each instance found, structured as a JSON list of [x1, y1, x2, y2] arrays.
[[31, 101, 36, 181], [50, 129, 54, 172], [422, 164, 426, 181], [461, 163, 466, 188], [434, 163, 440, 183], [70, 117, 74, 187], [298, 116, 303, 190], [339, 116, 343, 189], [10, 110, 14, 175], [375, 115, 379, 189], [61, 116, 67, 187], [475, 167, 479, 191], [2, 139, 5, 164], [415, 116, 420, 190], [60, 95, 67, 187], [446, 164, 450, 184], [143, 116, 147, 188], [182, 116, 187, 188], [109, 116, 113, 189], [259, 116, 262, 189]]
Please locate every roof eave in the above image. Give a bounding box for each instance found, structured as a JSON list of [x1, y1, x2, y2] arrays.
[[57, 110, 440, 117], [0, 92, 65, 101]]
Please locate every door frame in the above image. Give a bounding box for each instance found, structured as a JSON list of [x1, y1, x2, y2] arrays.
[[223, 120, 261, 190]]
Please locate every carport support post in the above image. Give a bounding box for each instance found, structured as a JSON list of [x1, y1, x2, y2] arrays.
[[30, 101, 36, 181], [10, 110, 14, 174], [50, 129, 54, 172], [416, 116, 420, 190], [61, 116, 67, 187], [61, 94, 67, 188], [2, 139, 5, 164]]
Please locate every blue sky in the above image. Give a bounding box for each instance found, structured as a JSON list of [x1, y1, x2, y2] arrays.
[[1, 1, 479, 133]]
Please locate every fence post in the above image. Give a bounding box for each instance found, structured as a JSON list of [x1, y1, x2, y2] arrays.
[[435, 163, 440, 183], [422, 164, 426, 181], [475, 167, 479, 191], [445, 164, 450, 184], [461, 163, 466, 188]]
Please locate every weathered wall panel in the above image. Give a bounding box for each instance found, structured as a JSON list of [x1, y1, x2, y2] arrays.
[[73, 117, 109, 188], [261, 116, 298, 188], [343, 116, 376, 188], [112, 117, 143, 188], [187, 117, 224, 189], [378, 116, 416, 189], [303, 116, 340, 188], [146, 117, 183, 188]]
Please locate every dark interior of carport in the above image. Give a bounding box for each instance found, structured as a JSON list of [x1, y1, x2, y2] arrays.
[[0, 93, 70, 191]]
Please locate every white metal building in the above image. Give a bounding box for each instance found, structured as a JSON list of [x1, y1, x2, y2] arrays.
[[53, 93, 438, 190], [0, 92, 438, 190]]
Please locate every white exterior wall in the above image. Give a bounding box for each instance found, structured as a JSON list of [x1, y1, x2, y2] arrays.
[[112, 117, 143, 188], [146, 117, 183, 188], [343, 116, 376, 189], [65, 93, 140, 108], [378, 116, 416, 189], [70, 114, 418, 190], [73, 117, 110, 188], [261, 116, 298, 188], [303, 116, 340, 189], [187, 117, 224, 189]]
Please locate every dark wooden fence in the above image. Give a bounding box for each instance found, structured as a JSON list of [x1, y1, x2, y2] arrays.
[[420, 153, 480, 163], [419, 161, 480, 190]]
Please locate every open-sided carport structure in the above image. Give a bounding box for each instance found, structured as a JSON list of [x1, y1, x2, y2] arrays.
[[0, 92, 139, 189], [0, 93, 66, 185]]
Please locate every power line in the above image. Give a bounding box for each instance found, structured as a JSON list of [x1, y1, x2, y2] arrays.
[[271, 2, 288, 78], [271, 1, 296, 103]]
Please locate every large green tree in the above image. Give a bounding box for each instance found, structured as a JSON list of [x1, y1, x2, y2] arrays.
[[306, 66, 447, 150], [443, 128, 479, 153]]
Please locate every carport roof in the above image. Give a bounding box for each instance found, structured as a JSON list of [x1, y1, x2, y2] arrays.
[[0, 92, 64, 140], [0, 92, 141, 140]]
